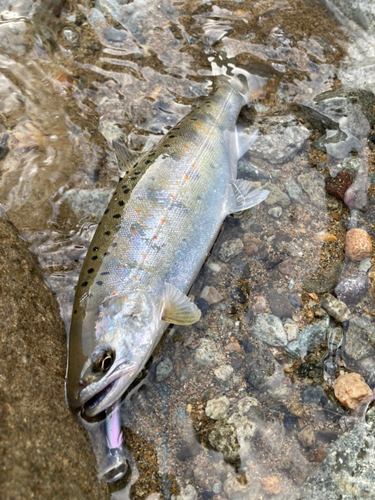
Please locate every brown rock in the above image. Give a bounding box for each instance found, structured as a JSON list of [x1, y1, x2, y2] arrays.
[[298, 425, 315, 448], [345, 228, 372, 262], [325, 170, 353, 202], [334, 372, 373, 410], [252, 295, 267, 315], [278, 259, 293, 275], [261, 476, 281, 495], [200, 286, 223, 304], [0, 217, 109, 500], [315, 446, 327, 463]]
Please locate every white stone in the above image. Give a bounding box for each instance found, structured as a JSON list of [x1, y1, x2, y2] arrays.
[[205, 396, 230, 420], [200, 286, 223, 304]]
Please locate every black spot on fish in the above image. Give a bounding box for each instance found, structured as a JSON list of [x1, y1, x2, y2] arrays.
[[74, 310, 77, 314], [92, 256, 98, 261], [123, 188, 129, 194], [112, 242, 118, 247], [93, 247, 99, 252], [118, 200, 124, 206], [104, 209, 109, 215], [104, 252, 110, 256], [101, 272, 110, 276], [164, 144, 170, 148], [145, 160, 151, 165], [190, 118, 197, 121], [133, 162, 138, 168], [104, 231, 111, 236], [81, 281, 88, 287], [113, 214, 121, 219], [96, 281, 103, 286], [125, 171, 129, 175], [88, 268, 94, 273], [130, 176, 137, 180], [169, 135, 176, 138], [119, 177, 123, 181]]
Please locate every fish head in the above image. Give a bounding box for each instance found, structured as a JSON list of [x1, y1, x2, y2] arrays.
[[67, 289, 161, 418]]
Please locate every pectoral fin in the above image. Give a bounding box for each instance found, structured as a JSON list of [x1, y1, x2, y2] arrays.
[[228, 179, 269, 214], [113, 139, 142, 174], [162, 283, 201, 325]]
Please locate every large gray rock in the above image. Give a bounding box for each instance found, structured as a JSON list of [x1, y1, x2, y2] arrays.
[[301, 88, 375, 138], [301, 407, 375, 499], [286, 318, 329, 358], [250, 313, 288, 346], [319, 0, 375, 31], [0, 216, 109, 500]]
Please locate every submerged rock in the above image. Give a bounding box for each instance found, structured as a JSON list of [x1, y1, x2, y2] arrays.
[[334, 372, 373, 410], [345, 228, 372, 262], [0, 216, 108, 499], [301, 407, 375, 499], [320, 293, 351, 322], [250, 313, 287, 346], [335, 272, 369, 306], [286, 318, 329, 358]]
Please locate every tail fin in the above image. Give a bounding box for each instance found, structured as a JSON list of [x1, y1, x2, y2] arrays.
[[211, 58, 274, 104]]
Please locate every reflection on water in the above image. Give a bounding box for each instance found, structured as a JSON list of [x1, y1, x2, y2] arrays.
[[1, 0, 375, 498]]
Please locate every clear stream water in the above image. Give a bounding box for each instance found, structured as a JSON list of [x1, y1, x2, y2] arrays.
[[1, 0, 375, 499]]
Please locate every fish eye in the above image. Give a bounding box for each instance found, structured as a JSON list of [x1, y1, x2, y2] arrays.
[[91, 345, 115, 373]]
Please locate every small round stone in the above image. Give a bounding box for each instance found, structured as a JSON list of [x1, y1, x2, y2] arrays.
[[334, 372, 373, 410], [261, 476, 281, 495], [345, 228, 372, 262], [205, 396, 230, 420]]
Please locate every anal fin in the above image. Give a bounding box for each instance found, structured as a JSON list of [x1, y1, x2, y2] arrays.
[[228, 179, 269, 214], [113, 139, 142, 174], [162, 283, 201, 325]]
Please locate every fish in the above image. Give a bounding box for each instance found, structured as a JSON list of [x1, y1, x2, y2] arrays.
[[66, 68, 269, 419]]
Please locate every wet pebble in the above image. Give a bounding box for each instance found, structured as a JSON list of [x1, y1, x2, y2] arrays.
[[250, 313, 287, 346], [303, 385, 326, 405], [0, 132, 9, 160], [237, 158, 271, 180], [218, 238, 243, 262], [267, 289, 293, 318], [335, 272, 369, 306], [344, 315, 375, 360], [173, 484, 198, 500], [244, 343, 276, 388], [345, 228, 372, 262], [208, 423, 239, 463], [156, 358, 174, 382], [261, 476, 281, 495], [334, 372, 373, 410], [359, 257, 372, 273], [298, 425, 316, 448], [285, 177, 303, 203], [286, 318, 329, 358], [214, 365, 233, 389], [320, 293, 350, 322], [278, 258, 293, 276], [200, 286, 223, 305], [205, 397, 230, 420], [298, 171, 325, 209], [284, 321, 299, 341], [252, 295, 267, 315], [268, 206, 282, 218], [195, 339, 225, 366], [263, 183, 291, 207], [223, 475, 249, 498]]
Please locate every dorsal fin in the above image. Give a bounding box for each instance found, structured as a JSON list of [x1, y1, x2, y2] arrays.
[[112, 139, 142, 173]]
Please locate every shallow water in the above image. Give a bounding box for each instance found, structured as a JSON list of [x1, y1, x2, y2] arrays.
[[1, 0, 375, 499]]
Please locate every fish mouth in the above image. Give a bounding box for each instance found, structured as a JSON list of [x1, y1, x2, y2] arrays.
[[80, 363, 136, 418], [82, 378, 120, 417]]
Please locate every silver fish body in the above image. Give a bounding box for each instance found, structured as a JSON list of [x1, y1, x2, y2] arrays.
[[67, 77, 269, 417]]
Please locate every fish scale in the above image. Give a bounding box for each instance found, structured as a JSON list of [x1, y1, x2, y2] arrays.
[[67, 76, 269, 419]]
